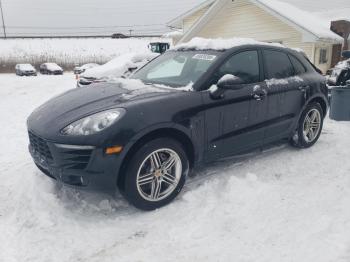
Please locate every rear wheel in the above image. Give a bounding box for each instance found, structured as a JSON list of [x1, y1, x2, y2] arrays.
[[290, 102, 324, 148], [123, 138, 188, 210]]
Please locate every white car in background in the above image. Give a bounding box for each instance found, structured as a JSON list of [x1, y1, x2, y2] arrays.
[[73, 63, 100, 75], [15, 64, 37, 76], [77, 52, 159, 87]]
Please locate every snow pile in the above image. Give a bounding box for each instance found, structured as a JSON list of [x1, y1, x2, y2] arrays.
[[81, 52, 159, 79], [1, 74, 350, 261], [0, 37, 166, 71], [173, 37, 284, 51]]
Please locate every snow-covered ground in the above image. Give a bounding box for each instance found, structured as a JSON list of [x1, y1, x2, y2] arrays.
[[1, 74, 350, 262]]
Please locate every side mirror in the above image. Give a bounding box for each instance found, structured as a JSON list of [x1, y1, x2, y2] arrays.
[[217, 74, 244, 90], [210, 74, 244, 100]]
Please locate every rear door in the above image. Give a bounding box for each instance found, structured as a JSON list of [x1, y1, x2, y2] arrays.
[[262, 49, 307, 143], [203, 50, 268, 160]]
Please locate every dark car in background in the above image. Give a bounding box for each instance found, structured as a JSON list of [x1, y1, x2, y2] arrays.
[[27, 40, 328, 210], [15, 64, 37, 76], [111, 33, 128, 39], [39, 63, 64, 75]]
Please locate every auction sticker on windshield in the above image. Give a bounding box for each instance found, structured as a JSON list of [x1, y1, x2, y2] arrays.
[[192, 54, 217, 61]]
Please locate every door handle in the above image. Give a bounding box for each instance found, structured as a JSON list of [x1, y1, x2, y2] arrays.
[[252, 88, 267, 101]]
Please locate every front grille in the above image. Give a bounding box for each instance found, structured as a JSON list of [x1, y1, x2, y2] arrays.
[[28, 131, 53, 160], [59, 148, 93, 170]]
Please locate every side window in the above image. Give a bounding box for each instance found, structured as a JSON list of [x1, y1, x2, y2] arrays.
[[217, 50, 260, 84], [289, 55, 306, 75], [264, 50, 294, 79]]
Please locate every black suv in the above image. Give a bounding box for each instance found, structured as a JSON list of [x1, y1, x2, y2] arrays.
[[27, 42, 328, 210]]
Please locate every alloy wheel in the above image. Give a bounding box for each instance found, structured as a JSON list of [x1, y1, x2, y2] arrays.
[[136, 148, 182, 202], [302, 108, 321, 143]]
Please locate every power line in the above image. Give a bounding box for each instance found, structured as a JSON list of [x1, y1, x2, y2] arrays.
[[0, 0, 6, 38], [6, 24, 165, 29], [4, 29, 167, 36]]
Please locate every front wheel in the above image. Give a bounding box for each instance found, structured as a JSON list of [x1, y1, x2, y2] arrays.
[[123, 138, 189, 210], [290, 102, 324, 148]]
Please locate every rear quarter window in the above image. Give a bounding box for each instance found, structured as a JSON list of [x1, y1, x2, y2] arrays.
[[263, 50, 294, 79], [289, 55, 306, 75]]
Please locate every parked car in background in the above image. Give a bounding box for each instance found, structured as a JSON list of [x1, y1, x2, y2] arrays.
[[15, 64, 37, 76], [27, 38, 328, 210], [77, 52, 158, 87], [111, 33, 128, 39], [40, 63, 63, 75], [73, 63, 100, 75]]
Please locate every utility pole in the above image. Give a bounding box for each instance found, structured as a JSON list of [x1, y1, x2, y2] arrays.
[[0, 0, 6, 39], [128, 29, 133, 37]]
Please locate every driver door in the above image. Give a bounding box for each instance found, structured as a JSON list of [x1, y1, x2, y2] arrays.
[[203, 50, 268, 161]]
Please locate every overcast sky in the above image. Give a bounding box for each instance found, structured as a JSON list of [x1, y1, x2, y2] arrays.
[[0, 0, 205, 37], [1, 0, 349, 38]]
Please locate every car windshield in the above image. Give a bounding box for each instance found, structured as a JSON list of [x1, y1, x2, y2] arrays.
[[131, 50, 221, 87]]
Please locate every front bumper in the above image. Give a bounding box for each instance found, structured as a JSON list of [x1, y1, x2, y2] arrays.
[[28, 131, 122, 192], [23, 71, 37, 76], [51, 70, 63, 75]]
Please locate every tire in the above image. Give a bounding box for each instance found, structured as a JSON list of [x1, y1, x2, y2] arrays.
[[122, 138, 189, 211], [290, 102, 324, 148]]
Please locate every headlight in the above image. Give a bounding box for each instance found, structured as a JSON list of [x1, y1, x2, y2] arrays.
[[61, 108, 125, 136]]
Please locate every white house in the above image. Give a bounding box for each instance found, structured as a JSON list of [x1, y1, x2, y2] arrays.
[[167, 0, 350, 73]]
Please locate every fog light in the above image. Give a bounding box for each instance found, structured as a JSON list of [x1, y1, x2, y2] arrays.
[[105, 146, 123, 155]]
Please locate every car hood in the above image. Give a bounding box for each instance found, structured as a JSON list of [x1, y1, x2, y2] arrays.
[[27, 79, 182, 137]]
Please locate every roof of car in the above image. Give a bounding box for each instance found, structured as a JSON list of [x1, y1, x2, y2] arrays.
[[172, 37, 292, 52], [16, 64, 35, 70]]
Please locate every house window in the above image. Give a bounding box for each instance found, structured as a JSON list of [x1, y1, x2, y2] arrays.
[[319, 48, 328, 64]]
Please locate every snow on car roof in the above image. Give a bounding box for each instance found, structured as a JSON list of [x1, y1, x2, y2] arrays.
[[172, 37, 285, 51], [16, 64, 35, 70], [334, 59, 350, 69], [79, 63, 99, 70], [43, 63, 62, 71]]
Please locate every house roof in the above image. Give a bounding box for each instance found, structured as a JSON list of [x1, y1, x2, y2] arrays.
[[168, 0, 348, 43], [167, 0, 215, 28]]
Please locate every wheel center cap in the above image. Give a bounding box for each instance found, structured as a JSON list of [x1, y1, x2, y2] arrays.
[[154, 169, 162, 178]]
